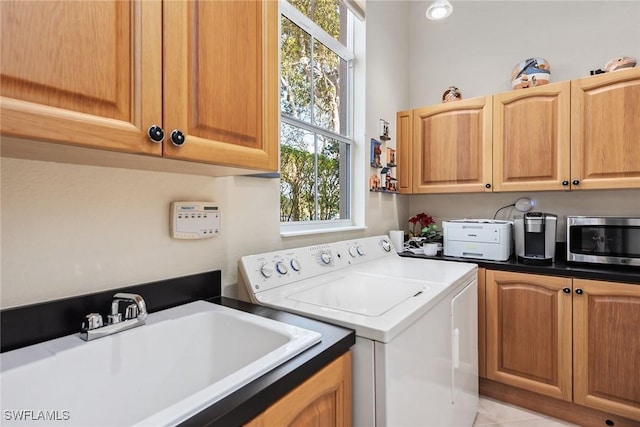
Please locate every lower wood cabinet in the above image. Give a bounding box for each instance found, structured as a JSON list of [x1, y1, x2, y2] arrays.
[[573, 279, 640, 421], [484, 270, 640, 421], [485, 270, 572, 401], [245, 351, 352, 427]]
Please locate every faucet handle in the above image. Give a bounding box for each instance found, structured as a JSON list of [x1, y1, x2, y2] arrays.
[[108, 313, 122, 324], [81, 313, 104, 331], [124, 303, 139, 320], [111, 293, 148, 321]]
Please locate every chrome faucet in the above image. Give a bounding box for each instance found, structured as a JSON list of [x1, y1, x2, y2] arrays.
[[80, 293, 148, 341]]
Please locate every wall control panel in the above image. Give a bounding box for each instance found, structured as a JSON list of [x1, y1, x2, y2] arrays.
[[170, 202, 220, 239]]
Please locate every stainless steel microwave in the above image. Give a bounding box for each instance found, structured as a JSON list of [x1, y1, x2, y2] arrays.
[[566, 216, 640, 267]]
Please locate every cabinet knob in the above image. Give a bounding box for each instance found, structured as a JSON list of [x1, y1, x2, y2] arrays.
[[147, 125, 165, 143], [562, 287, 571, 294], [572, 179, 580, 186], [485, 183, 491, 189], [170, 130, 186, 147], [575, 288, 583, 295], [562, 180, 569, 186]]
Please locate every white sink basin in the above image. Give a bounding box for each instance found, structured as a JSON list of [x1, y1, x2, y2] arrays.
[[0, 300, 321, 426]]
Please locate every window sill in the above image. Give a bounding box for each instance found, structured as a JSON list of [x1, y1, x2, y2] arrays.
[[280, 225, 367, 238]]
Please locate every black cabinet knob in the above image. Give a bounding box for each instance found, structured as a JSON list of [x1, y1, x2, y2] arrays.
[[147, 125, 165, 143], [562, 180, 569, 186], [572, 179, 580, 186], [170, 130, 186, 147], [575, 288, 583, 295], [562, 287, 571, 294], [485, 183, 491, 189]]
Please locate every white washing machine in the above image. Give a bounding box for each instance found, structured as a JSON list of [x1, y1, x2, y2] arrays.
[[238, 235, 478, 426]]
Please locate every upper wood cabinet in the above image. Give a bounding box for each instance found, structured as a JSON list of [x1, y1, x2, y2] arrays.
[[412, 96, 493, 193], [162, 0, 278, 170], [0, 0, 278, 172], [493, 81, 571, 192], [396, 110, 413, 194], [573, 279, 640, 421], [402, 68, 640, 194], [571, 68, 640, 190], [0, 0, 162, 156]]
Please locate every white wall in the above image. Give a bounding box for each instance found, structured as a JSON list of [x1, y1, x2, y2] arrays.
[[0, 158, 285, 306], [408, 1, 640, 106], [0, 1, 411, 308], [409, 190, 640, 242], [405, 0, 640, 235], [365, 1, 412, 236]]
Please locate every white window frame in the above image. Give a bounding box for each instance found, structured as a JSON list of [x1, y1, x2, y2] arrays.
[[279, 0, 363, 237]]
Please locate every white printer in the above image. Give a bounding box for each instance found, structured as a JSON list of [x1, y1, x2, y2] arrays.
[[443, 219, 513, 261]]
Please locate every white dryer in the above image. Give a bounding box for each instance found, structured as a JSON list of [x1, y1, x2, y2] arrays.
[[238, 235, 478, 426]]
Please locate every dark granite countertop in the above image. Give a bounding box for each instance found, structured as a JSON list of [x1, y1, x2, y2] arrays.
[[181, 296, 355, 427], [399, 252, 640, 285]]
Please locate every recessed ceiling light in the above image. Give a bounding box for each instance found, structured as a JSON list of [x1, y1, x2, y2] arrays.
[[426, 0, 453, 20]]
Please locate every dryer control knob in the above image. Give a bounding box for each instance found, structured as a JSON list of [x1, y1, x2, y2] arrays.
[[320, 252, 333, 265], [259, 263, 274, 278], [356, 246, 365, 256], [348, 247, 358, 257], [290, 259, 301, 272], [381, 240, 391, 252], [275, 261, 288, 275]]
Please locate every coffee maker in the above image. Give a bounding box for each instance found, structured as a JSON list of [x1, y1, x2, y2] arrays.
[[514, 212, 557, 265]]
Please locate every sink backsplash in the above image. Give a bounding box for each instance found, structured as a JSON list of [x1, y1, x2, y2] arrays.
[[0, 271, 221, 353]]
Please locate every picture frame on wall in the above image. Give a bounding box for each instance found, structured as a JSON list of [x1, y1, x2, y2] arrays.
[[387, 148, 396, 167], [370, 139, 382, 167], [380, 119, 390, 141]]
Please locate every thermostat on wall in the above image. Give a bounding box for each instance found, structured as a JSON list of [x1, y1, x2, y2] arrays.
[[170, 201, 220, 239]]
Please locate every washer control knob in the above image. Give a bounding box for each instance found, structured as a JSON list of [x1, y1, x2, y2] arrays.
[[275, 261, 288, 275], [259, 263, 273, 278], [348, 246, 358, 257], [356, 246, 365, 256], [290, 258, 301, 272], [381, 240, 391, 252], [320, 252, 332, 265]]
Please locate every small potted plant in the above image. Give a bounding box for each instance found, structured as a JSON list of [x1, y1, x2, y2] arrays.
[[408, 213, 443, 255]]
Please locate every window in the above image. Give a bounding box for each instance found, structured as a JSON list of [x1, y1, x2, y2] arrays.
[[279, 0, 355, 233]]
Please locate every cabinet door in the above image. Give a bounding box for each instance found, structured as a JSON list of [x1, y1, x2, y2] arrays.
[[163, 0, 279, 171], [396, 110, 413, 194], [245, 351, 352, 427], [413, 96, 493, 193], [486, 270, 572, 401], [493, 81, 571, 191], [571, 68, 640, 190], [573, 279, 640, 421], [0, 0, 162, 155]]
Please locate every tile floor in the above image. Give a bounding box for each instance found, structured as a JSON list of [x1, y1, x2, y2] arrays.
[[473, 396, 579, 426]]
